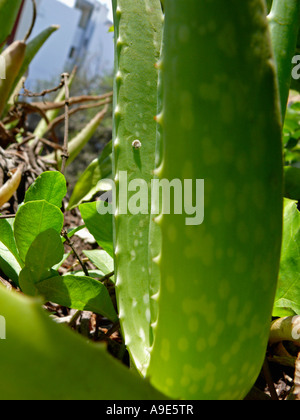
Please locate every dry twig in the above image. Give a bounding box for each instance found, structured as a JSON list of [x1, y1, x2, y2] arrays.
[[60, 73, 70, 174]]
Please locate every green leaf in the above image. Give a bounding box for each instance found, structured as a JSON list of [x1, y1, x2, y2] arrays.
[[273, 199, 300, 316], [0, 218, 23, 266], [79, 202, 113, 257], [19, 266, 58, 297], [19, 229, 65, 295], [52, 252, 71, 270], [36, 275, 118, 321], [68, 270, 104, 278], [111, 0, 163, 374], [14, 200, 64, 262], [68, 141, 113, 210], [18, 267, 35, 295], [0, 244, 21, 285], [24, 171, 67, 208], [83, 249, 114, 280], [0, 0, 22, 46], [0, 286, 167, 399], [26, 229, 64, 270], [284, 166, 300, 200]]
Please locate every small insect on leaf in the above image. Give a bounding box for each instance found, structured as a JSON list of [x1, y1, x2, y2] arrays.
[[132, 139, 142, 149]]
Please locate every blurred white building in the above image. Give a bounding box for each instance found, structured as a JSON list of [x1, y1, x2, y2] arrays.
[[14, 0, 114, 87]]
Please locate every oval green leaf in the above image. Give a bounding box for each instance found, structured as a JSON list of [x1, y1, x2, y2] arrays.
[[0, 218, 23, 266], [0, 244, 21, 285], [36, 274, 118, 322], [25, 229, 64, 270], [24, 171, 67, 208], [14, 200, 64, 262]]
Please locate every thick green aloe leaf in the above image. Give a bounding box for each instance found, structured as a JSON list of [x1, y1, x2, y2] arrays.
[[24, 171, 67, 208], [0, 0, 22, 46], [112, 0, 163, 376], [36, 275, 118, 322], [79, 202, 113, 257], [0, 286, 167, 400], [147, 0, 283, 400], [14, 200, 64, 262], [273, 199, 300, 316], [68, 141, 113, 210]]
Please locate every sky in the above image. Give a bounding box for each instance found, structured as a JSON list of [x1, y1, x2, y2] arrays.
[[58, 0, 113, 21]]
